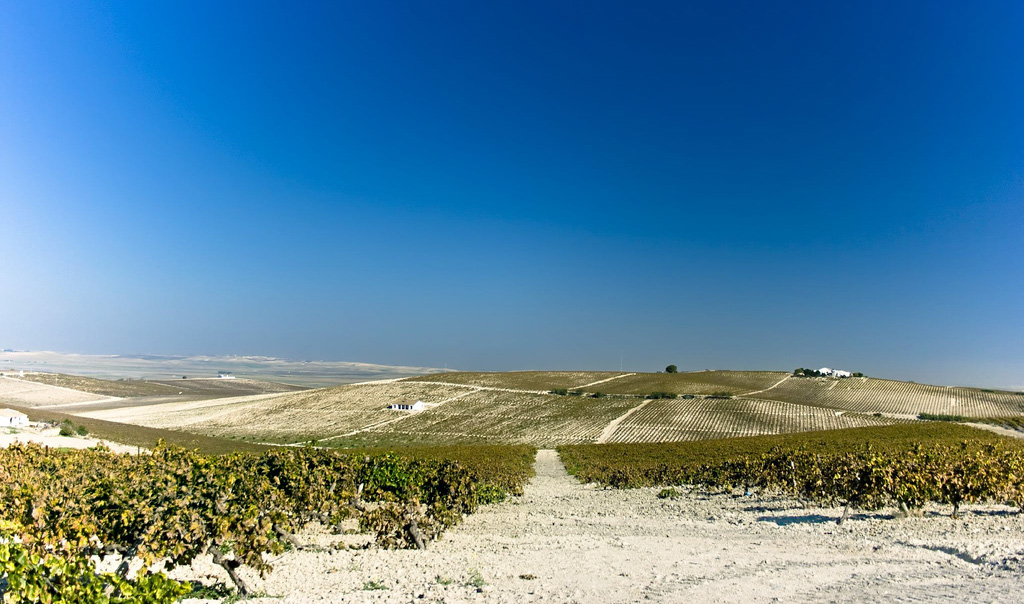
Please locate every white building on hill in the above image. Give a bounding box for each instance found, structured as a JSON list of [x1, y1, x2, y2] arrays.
[[819, 368, 853, 378], [0, 408, 29, 428], [388, 400, 425, 412]]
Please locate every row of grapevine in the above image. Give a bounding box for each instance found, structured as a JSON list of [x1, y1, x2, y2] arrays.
[[763, 377, 1024, 417], [368, 390, 638, 446], [405, 371, 623, 391], [592, 371, 787, 396], [0, 441, 524, 602], [561, 438, 1024, 522], [605, 398, 899, 443], [83, 381, 474, 443]]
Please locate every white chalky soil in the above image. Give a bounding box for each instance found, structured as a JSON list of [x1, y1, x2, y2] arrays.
[[184, 450, 1024, 603]]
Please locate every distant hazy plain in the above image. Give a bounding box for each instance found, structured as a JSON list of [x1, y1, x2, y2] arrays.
[[0, 351, 445, 387]]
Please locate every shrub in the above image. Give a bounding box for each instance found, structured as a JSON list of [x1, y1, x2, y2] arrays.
[[706, 391, 733, 399], [76, 425, 88, 436], [657, 487, 682, 499], [647, 392, 677, 400], [59, 424, 75, 437], [549, 388, 568, 396], [665, 365, 678, 374], [591, 392, 606, 399], [918, 413, 966, 422]]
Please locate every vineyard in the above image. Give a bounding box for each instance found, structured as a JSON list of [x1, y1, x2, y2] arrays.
[[0, 442, 533, 602], [20, 369, 1024, 450], [603, 397, 901, 443], [406, 371, 626, 390], [80, 382, 475, 444], [585, 371, 789, 396], [560, 423, 1019, 480], [559, 424, 1024, 521], [355, 390, 640, 447], [760, 376, 1024, 417]]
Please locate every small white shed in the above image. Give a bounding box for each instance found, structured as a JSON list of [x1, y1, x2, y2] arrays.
[[818, 367, 833, 376], [388, 400, 425, 412], [0, 408, 29, 428]]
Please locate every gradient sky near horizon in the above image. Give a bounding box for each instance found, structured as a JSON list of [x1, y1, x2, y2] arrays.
[[1, 1, 1022, 388]]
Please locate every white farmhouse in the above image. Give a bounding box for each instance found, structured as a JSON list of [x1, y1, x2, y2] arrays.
[[819, 367, 852, 378], [388, 400, 425, 412], [0, 408, 29, 428], [217, 372, 236, 379]]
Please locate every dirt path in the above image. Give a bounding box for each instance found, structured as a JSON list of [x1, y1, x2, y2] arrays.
[[966, 422, 1024, 440], [401, 380, 550, 395], [183, 450, 1024, 603], [573, 373, 636, 390], [596, 398, 652, 443], [738, 374, 791, 397]]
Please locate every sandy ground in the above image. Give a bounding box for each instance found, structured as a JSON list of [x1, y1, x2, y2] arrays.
[[174, 450, 1024, 603], [0, 426, 141, 454], [0, 375, 108, 406]]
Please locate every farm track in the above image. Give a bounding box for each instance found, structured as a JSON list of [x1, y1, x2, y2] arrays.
[[965, 423, 1024, 440], [401, 380, 550, 395], [736, 374, 792, 397], [573, 372, 636, 390], [596, 398, 652, 443], [211, 449, 1024, 603]]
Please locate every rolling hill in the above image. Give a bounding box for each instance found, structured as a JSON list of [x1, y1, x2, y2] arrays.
[[46, 369, 1024, 449]]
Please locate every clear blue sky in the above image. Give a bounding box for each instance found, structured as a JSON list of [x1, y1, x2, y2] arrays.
[[1, 1, 1022, 388]]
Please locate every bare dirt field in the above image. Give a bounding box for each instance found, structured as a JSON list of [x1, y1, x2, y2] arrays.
[[176, 450, 1024, 603], [0, 426, 140, 454], [0, 375, 109, 407]]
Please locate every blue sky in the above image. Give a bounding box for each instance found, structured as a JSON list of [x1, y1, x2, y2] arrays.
[[1, 1, 1022, 388]]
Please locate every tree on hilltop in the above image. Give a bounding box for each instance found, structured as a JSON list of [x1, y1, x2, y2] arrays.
[[665, 365, 678, 373]]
